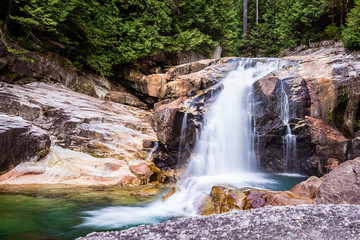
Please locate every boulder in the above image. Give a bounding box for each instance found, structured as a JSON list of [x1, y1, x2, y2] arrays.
[[78, 205, 360, 240], [0, 115, 50, 172], [314, 158, 360, 204], [290, 176, 323, 199]]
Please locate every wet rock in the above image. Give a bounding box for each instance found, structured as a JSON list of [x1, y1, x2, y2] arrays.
[[255, 44, 360, 176], [314, 158, 360, 204], [199, 185, 246, 215], [129, 162, 153, 182], [78, 204, 360, 240], [151, 83, 223, 170], [162, 186, 180, 201], [305, 117, 351, 174], [252, 65, 314, 174], [152, 98, 185, 149], [0, 115, 50, 172], [199, 185, 312, 215]]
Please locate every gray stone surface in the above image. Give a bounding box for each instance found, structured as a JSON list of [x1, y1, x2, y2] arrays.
[[78, 204, 360, 240]]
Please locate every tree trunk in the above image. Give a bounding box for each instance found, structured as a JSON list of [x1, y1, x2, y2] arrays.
[[256, 0, 259, 24], [340, 0, 344, 26], [3, 0, 13, 34], [243, 0, 248, 34]]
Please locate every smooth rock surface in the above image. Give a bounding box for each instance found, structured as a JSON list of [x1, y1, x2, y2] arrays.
[[0, 82, 157, 185], [78, 204, 360, 240]]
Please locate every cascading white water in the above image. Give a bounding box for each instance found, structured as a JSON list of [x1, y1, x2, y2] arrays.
[[280, 81, 297, 170], [177, 112, 188, 164], [80, 58, 288, 229]]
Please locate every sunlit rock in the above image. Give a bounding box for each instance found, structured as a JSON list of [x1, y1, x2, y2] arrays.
[[290, 176, 323, 199], [199, 185, 312, 215], [0, 82, 157, 186]]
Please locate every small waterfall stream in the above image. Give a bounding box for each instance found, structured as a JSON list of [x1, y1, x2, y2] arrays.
[[177, 112, 188, 165], [81, 58, 298, 229], [280, 81, 297, 171]]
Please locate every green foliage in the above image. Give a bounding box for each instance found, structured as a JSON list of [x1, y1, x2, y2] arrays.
[[325, 23, 341, 40], [1, 0, 358, 77], [342, 0, 360, 49]]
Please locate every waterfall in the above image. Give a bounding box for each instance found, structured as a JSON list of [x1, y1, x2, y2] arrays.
[[280, 80, 297, 171], [177, 112, 188, 165], [80, 58, 288, 228]]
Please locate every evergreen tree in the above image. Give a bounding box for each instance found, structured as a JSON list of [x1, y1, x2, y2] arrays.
[[342, 0, 360, 49]]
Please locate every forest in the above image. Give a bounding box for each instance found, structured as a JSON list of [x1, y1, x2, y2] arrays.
[[0, 0, 359, 77]]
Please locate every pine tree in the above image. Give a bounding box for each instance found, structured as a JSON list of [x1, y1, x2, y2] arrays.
[[342, 0, 360, 49]]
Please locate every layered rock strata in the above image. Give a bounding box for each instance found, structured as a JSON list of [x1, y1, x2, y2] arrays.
[[0, 82, 161, 185]]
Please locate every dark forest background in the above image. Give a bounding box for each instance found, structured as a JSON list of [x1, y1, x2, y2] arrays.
[[1, 0, 359, 77]]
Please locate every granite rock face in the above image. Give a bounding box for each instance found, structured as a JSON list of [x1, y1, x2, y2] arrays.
[[253, 43, 360, 176], [78, 204, 360, 240], [0, 82, 159, 185]]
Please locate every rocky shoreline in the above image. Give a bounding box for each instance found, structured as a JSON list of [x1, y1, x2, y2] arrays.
[[78, 204, 360, 240]]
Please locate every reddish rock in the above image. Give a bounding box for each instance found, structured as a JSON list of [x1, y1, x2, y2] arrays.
[[129, 162, 153, 182], [314, 158, 360, 204], [290, 176, 323, 199], [325, 158, 339, 170]]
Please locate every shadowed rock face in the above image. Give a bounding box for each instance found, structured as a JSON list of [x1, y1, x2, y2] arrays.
[[0, 115, 50, 172], [0, 82, 158, 185], [78, 204, 360, 240]]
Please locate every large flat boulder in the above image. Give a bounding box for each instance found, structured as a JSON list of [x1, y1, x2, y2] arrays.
[[78, 204, 360, 240]]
